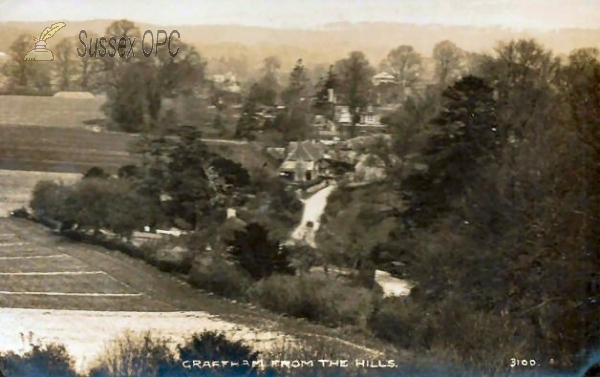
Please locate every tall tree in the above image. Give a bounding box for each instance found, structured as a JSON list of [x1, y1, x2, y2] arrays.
[[52, 38, 77, 91], [235, 83, 262, 140], [334, 51, 376, 137], [163, 126, 214, 230], [107, 61, 147, 132], [227, 222, 294, 280], [432, 40, 464, 87], [380, 45, 423, 98], [401, 75, 499, 228], [281, 59, 310, 105], [255, 55, 281, 106], [313, 65, 339, 119], [279, 59, 312, 141], [1, 34, 52, 94], [481, 39, 561, 141]]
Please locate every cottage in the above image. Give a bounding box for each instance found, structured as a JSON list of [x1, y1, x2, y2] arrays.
[[278, 140, 326, 182]]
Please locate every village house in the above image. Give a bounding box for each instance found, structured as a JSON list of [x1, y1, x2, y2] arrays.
[[331, 105, 386, 139], [278, 140, 327, 182]]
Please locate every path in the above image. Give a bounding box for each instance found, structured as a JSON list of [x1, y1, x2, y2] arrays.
[[290, 183, 337, 247]]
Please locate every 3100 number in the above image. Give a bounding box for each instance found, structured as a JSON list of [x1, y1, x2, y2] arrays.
[[510, 358, 537, 367]]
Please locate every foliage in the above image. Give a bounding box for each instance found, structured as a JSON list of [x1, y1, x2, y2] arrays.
[[313, 65, 338, 118], [83, 167, 111, 180], [227, 222, 294, 280], [89, 331, 177, 377], [162, 127, 214, 230], [1, 34, 52, 95], [0, 340, 78, 377], [188, 254, 253, 299], [334, 51, 376, 136], [100, 20, 205, 132], [400, 75, 499, 229], [380, 45, 423, 99], [248, 274, 377, 328], [432, 40, 464, 86], [176, 332, 261, 377], [235, 83, 262, 140], [30, 180, 75, 222], [68, 178, 150, 237], [281, 59, 311, 105], [210, 156, 251, 187]]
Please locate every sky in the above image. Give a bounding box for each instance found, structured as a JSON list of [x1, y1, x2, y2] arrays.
[[0, 0, 598, 30]]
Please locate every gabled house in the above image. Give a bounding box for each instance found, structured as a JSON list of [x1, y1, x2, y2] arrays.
[[278, 140, 327, 182]]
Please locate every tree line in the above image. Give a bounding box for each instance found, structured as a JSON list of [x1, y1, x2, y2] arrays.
[[334, 40, 600, 372]]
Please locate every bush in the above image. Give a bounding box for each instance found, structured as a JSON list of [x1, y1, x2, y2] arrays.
[[188, 254, 252, 298], [30, 180, 74, 221], [248, 274, 376, 328], [368, 297, 425, 348], [176, 331, 260, 377], [88, 331, 177, 377], [369, 295, 531, 375], [0, 341, 78, 377], [10, 207, 30, 219]]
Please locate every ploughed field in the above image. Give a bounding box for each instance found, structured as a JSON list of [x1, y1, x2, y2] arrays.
[[0, 125, 139, 173]]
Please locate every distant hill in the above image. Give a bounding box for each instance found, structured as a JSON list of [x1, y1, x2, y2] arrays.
[[1, 20, 598, 77]]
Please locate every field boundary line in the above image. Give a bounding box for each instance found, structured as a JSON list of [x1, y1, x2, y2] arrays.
[[0, 242, 31, 247], [0, 271, 105, 276], [0, 254, 70, 260], [0, 291, 144, 297]]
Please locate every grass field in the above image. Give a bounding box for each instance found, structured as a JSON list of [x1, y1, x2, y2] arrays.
[[0, 95, 106, 129]]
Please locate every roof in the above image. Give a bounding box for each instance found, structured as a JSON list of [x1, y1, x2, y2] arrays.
[[285, 140, 326, 162], [266, 147, 286, 161], [280, 160, 316, 171], [373, 72, 395, 80]]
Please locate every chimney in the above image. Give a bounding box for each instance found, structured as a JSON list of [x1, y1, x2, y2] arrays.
[[226, 208, 236, 219]]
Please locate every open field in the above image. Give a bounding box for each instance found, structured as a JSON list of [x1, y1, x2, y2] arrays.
[[0, 123, 277, 175], [0, 125, 139, 173], [0, 217, 395, 373], [0, 95, 106, 129]]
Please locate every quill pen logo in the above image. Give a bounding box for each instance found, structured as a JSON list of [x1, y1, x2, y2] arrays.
[[24, 22, 66, 61]]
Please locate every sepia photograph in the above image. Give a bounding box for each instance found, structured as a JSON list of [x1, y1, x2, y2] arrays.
[[0, 0, 599, 376]]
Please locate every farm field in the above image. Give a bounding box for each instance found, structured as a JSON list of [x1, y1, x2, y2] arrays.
[[0, 217, 391, 373], [0, 125, 139, 173], [0, 123, 277, 175], [0, 95, 106, 129]]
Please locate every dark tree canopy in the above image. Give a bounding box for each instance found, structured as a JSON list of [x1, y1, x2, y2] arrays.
[[227, 222, 295, 280]]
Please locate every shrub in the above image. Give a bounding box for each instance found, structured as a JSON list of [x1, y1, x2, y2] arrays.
[[248, 274, 376, 328], [176, 331, 260, 377], [30, 180, 74, 221], [88, 331, 177, 377], [0, 341, 78, 377], [368, 297, 424, 348], [188, 254, 252, 298]]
